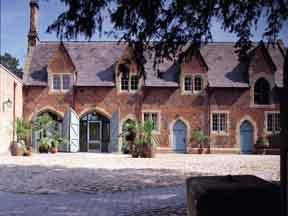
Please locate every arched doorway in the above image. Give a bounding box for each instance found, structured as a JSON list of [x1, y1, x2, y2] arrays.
[[32, 110, 63, 151], [240, 120, 254, 154], [80, 111, 110, 152], [172, 120, 187, 153]]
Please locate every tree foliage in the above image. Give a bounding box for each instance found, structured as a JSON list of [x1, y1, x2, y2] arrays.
[[47, 0, 288, 70], [0, 53, 22, 75]]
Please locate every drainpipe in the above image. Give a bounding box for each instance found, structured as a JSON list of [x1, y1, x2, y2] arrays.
[[12, 82, 17, 142], [207, 85, 211, 153]]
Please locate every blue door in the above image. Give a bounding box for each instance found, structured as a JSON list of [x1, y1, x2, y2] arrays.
[[240, 120, 254, 154], [173, 120, 187, 153]]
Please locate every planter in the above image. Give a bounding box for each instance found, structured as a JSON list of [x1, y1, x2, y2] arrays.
[[50, 147, 58, 154], [141, 143, 155, 158], [198, 147, 203, 154], [39, 145, 49, 153], [23, 146, 32, 156], [10, 141, 24, 156]]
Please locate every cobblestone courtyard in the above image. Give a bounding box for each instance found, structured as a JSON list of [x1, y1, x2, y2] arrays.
[[0, 153, 280, 215]]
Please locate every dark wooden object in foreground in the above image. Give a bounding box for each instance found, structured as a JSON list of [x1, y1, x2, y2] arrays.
[[186, 175, 280, 216]]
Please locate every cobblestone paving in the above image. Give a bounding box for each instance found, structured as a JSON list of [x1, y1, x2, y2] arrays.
[[0, 153, 280, 215], [0, 185, 186, 216], [0, 153, 279, 194]]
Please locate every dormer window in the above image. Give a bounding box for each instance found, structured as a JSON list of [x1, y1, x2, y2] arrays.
[[254, 78, 270, 105], [51, 74, 72, 91], [52, 75, 61, 90], [184, 76, 193, 91], [131, 75, 139, 90], [194, 76, 203, 92], [183, 74, 204, 94], [120, 72, 139, 92], [121, 72, 129, 91]]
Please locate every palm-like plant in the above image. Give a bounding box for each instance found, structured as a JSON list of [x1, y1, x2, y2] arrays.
[[33, 114, 55, 135], [135, 119, 158, 157], [192, 129, 208, 152], [138, 119, 157, 146], [15, 118, 31, 142]]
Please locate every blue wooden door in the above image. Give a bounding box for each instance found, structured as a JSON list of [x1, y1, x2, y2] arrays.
[[240, 121, 254, 154], [173, 120, 187, 153]]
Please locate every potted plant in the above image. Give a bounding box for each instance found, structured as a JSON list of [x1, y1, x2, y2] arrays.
[[33, 114, 55, 153], [255, 135, 270, 154], [192, 129, 208, 154], [119, 120, 137, 154], [10, 118, 31, 156], [38, 137, 51, 153], [50, 133, 68, 154], [137, 119, 157, 158]]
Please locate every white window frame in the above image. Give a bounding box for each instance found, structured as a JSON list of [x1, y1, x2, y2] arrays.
[[51, 73, 72, 92], [182, 74, 204, 95], [194, 75, 203, 93], [120, 73, 139, 93], [210, 111, 229, 135], [142, 110, 161, 134], [265, 111, 281, 134]]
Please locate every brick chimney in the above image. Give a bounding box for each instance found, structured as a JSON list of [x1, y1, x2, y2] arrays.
[[28, 0, 39, 52]]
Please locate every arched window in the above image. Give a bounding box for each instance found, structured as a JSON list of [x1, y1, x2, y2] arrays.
[[254, 78, 270, 105]]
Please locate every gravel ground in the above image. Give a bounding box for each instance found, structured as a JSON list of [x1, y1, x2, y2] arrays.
[[0, 153, 279, 194]]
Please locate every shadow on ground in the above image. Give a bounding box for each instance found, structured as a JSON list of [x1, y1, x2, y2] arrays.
[[0, 164, 207, 194]]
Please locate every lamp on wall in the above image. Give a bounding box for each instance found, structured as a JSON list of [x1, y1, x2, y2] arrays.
[[2, 98, 12, 111]]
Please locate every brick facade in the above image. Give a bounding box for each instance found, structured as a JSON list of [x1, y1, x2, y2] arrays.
[[23, 44, 281, 153]]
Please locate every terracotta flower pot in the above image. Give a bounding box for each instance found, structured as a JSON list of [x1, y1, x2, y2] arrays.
[[141, 143, 155, 158], [50, 147, 58, 154], [10, 141, 24, 156], [23, 146, 32, 156]]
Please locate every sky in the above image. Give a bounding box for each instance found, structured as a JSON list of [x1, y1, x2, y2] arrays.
[[0, 0, 288, 67]]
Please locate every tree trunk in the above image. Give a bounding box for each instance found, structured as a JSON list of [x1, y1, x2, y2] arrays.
[[280, 49, 288, 216]]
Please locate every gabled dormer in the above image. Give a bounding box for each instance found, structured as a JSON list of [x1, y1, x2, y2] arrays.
[[115, 46, 143, 94], [47, 43, 76, 93], [249, 42, 277, 107], [180, 48, 208, 95]]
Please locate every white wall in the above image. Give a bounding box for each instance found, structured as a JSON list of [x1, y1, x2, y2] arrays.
[[0, 65, 23, 155]]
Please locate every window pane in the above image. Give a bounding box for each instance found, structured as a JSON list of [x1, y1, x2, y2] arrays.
[[267, 114, 273, 132], [194, 76, 203, 91], [144, 113, 150, 122], [130, 75, 139, 90], [254, 78, 270, 105], [184, 76, 193, 91], [53, 75, 61, 90], [275, 113, 281, 132], [144, 112, 159, 131], [62, 75, 71, 90], [212, 113, 227, 133], [212, 114, 218, 132], [151, 113, 158, 131], [219, 113, 227, 132], [121, 72, 129, 91], [267, 113, 281, 133]]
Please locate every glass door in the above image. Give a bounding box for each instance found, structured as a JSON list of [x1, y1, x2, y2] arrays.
[[88, 121, 101, 152]]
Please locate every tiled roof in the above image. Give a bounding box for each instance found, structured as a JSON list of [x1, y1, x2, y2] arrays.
[[24, 41, 285, 88]]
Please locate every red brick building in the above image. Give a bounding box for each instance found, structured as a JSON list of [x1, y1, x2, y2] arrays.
[[23, 1, 285, 154]]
